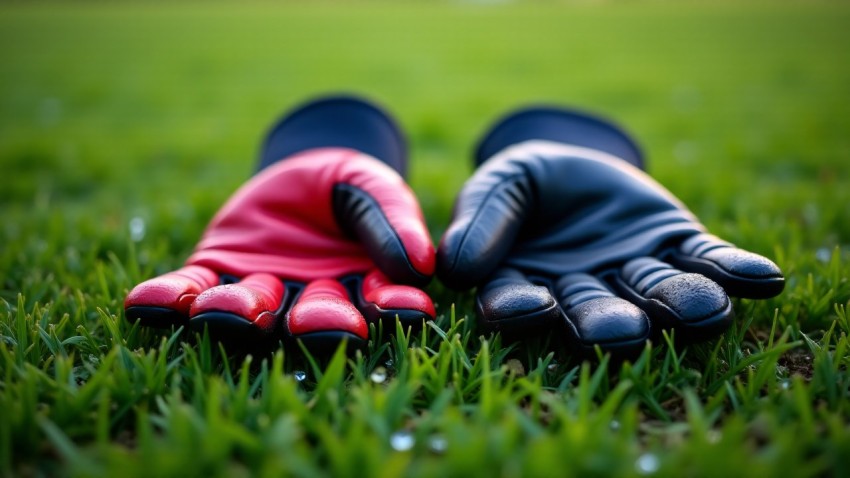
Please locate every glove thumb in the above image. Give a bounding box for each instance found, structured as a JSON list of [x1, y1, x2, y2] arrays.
[[334, 154, 435, 287], [437, 155, 533, 290]]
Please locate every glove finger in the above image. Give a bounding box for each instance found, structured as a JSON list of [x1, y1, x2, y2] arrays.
[[666, 233, 784, 299], [554, 273, 649, 356], [189, 273, 287, 343], [334, 154, 435, 287], [285, 278, 369, 354], [437, 160, 533, 290], [125, 265, 220, 328], [353, 269, 435, 331], [475, 268, 561, 338], [612, 257, 733, 342]]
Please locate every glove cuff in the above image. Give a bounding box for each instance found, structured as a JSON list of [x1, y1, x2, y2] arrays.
[[258, 95, 408, 177], [474, 105, 644, 169]]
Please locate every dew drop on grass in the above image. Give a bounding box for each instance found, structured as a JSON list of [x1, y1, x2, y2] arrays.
[[390, 431, 415, 451], [506, 359, 525, 376], [547, 362, 558, 373], [609, 420, 621, 431], [707, 430, 721, 444], [781, 380, 791, 390], [293, 371, 307, 382], [370, 367, 388, 384], [635, 453, 660, 474], [428, 435, 448, 454], [385, 359, 394, 370], [129, 217, 146, 242]]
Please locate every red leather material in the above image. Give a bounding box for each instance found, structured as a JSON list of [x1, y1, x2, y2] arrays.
[[190, 273, 284, 330], [287, 279, 369, 339], [125, 265, 219, 314], [362, 270, 436, 318], [337, 154, 435, 277], [185, 148, 434, 281]]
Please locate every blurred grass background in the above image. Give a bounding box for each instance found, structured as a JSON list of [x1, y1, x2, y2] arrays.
[[1, 0, 849, 476], [3, 1, 848, 241]]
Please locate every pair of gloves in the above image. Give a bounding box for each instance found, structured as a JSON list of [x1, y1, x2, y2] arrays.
[[125, 96, 784, 356]]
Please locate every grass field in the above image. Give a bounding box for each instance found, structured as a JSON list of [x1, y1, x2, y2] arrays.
[[2, 1, 850, 476]]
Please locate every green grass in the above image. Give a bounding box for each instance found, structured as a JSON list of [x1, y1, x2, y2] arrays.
[[2, 1, 850, 476]]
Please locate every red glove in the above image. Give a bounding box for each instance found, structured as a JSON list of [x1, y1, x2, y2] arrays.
[[125, 97, 436, 352]]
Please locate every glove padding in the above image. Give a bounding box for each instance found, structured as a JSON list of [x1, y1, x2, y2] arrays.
[[125, 98, 435, 352], [438, 107, 783, 355]]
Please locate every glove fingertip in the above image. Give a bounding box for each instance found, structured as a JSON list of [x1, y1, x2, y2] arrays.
[[699, 248, 785, 298], [125, 266, 220, 326], [477, 280, 557, 323], [436, 220, 498, 290], [672, 236, 785, 299], [288, 280, 369, 340], [391, 222, 436, 277], [354, 270, 435, 333], [566, 297, 650, 355], [473, 272, 561, 339]]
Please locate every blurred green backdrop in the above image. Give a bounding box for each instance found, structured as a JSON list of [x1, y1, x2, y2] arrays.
[[1, 1, 849, 474], [2, 1, 848, 251]]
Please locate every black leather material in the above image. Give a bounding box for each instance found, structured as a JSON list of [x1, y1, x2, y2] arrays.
[[612, 257, 733, 340], [555, 273, 650, 351], [258, 95, 408, 177], [475, 106, 644, 169], [295, 331, 368, 355], [438, 106, 784, 355], [475, 268, 561, 334], [438, 168, 533, 289], [666, 233, 785, 299], [438, 141, 703, 290]]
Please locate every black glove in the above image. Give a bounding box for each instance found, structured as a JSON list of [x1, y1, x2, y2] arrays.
[[437, 106, 784, 356]]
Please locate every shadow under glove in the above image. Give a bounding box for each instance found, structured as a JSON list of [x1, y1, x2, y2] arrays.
[[437, 106, 783, 356], [125, 96, 435, 352]]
